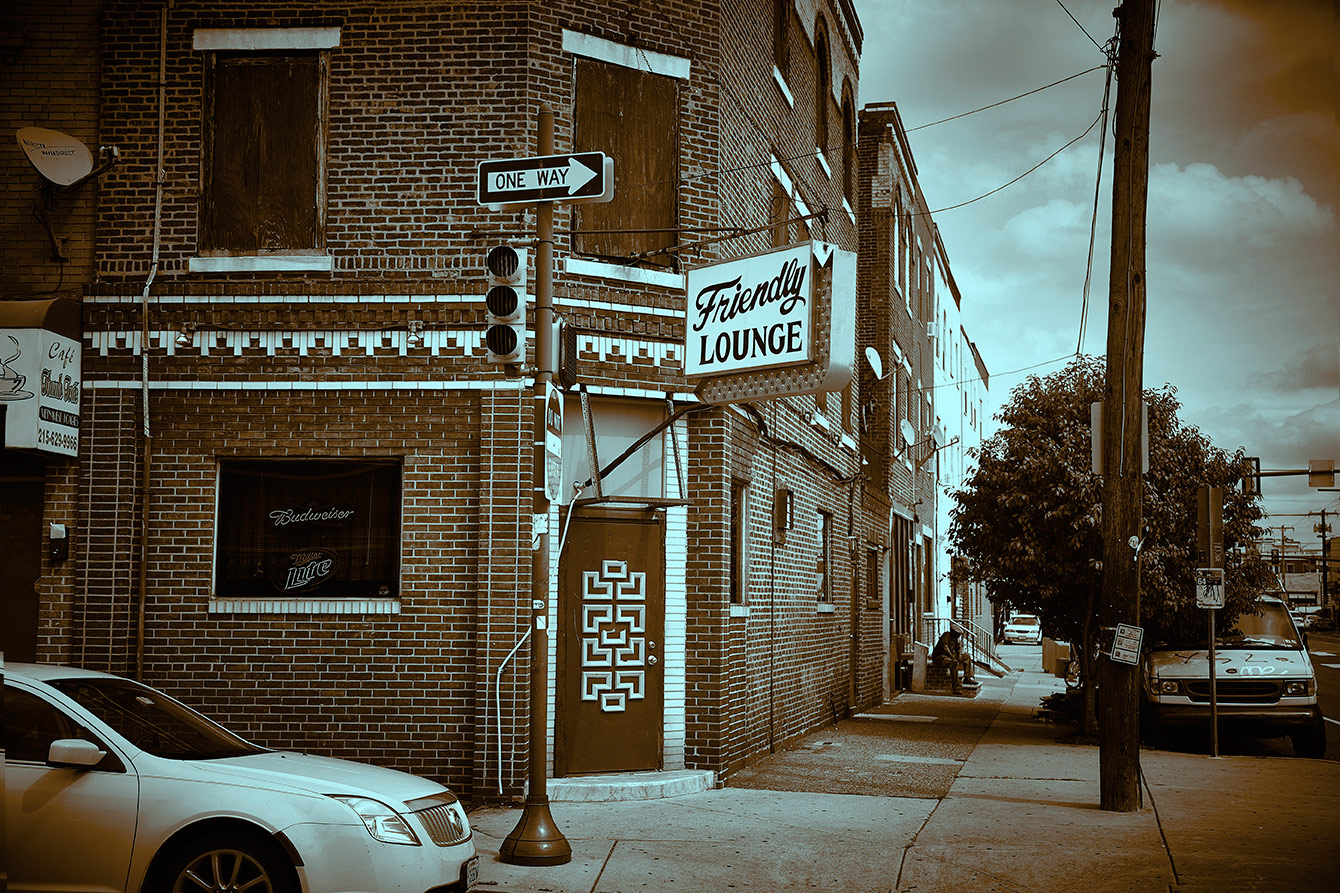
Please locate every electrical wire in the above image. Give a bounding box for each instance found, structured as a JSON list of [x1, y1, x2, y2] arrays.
[[909, 353, 1075, 396], [920, 110, 1105, 216], [1056, 0, 1105, 52], [905, 66, 1104, 132], [1077, 47, 1117, 354]]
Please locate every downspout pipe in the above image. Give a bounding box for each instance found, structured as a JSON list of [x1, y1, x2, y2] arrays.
[[137, 1, 170, 680]]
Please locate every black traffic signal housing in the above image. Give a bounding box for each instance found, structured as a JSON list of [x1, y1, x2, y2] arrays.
[[484, 245, 527, 364]]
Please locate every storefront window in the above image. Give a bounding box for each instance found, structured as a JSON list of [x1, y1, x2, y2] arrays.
[[215, 459, 400, 599]]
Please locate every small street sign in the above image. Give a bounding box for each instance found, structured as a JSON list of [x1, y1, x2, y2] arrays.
[[543, 381, 562, 503], [1195, 567, 1225, 609], [1110, 623, 1143, 665], [477, 152, 612, 208]]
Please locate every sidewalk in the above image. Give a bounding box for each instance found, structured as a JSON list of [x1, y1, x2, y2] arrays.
[[468, 653, 1340, 892]]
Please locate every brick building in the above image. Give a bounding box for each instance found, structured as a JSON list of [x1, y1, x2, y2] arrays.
[[856, 101, 993, 676], [1, 0, 901, 801]]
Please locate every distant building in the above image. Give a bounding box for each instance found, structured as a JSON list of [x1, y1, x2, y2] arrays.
[[856, 101, 990, 690]]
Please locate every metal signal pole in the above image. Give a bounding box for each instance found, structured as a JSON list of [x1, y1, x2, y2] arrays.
[[1098, 0, 1155, 813], [501, 104, 572, 866]]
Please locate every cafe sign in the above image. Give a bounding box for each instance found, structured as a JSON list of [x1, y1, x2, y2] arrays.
[[0, 298, 82, 457], [686, 242, 854, 404]]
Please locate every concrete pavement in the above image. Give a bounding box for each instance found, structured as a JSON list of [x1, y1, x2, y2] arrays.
[[468, 650, 1340, 892]]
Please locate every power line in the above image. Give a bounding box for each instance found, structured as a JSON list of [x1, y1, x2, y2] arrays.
[[1056, 0, 1105, 52], [922, 110, 1105, 215], [906, 66, 1104, 132]]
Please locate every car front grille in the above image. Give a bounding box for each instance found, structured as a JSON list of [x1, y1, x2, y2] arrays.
[[1184, 679, 1280, 703], [415, 802, 470, 847]]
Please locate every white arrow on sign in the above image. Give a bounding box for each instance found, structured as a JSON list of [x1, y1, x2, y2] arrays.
[[489, 157, 598, 197]]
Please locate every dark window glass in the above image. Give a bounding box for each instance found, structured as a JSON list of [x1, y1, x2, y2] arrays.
[[842, 90, 856, 203], [574, 59, 678, 267], [730, 479, 748, 605], [4, 685, 95, 763], [773, 0, 792, 74], [216, 459, 401, 598], [814, 24, 830, 152], [204, 54, 323, 252]]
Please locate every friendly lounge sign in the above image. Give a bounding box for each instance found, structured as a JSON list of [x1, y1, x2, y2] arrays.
[[687, 242, 813, 377], [686, 242, 854, 403]]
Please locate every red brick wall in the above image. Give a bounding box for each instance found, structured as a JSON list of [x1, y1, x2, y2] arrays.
[[26, 0, 883, 800]]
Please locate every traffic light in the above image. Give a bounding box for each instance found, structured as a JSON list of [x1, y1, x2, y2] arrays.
[[484, 245, 527, 364]]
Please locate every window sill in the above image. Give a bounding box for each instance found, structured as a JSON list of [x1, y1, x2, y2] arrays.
[[208, 598, 400, 615], [815, 150, 831, 179], [816, 602, 836, 614], [563, 256, 684, 290], [773, 67, 794, 107], [729, 604, 751, 618], [189, 255, 333, 274]]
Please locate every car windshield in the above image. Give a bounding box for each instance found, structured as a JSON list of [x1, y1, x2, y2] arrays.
[[1159, 602, 1302, 650], [1010, 616, 1039, 627], [48, 678, 266, 760], [1217, 604, 1302, 649]]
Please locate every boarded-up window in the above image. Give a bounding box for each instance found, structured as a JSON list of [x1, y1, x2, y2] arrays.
[[203, 54, 324, 253], [574, 59, 678, 267], [215, 459, 400, 599]]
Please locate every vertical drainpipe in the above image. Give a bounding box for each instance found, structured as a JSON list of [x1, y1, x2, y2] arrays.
[[136, 1, 170, 680]]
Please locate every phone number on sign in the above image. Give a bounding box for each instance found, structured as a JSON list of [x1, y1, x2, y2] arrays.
[[36, 428, 78, 452]]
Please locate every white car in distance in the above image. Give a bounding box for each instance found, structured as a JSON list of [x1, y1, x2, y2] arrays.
[[1003, 614, 1043, 645], [3, 663, 478, 893]]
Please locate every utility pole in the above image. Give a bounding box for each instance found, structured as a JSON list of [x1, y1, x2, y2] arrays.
[[1318, 509, 1330, 609], [1098, 0, 1155, 813]]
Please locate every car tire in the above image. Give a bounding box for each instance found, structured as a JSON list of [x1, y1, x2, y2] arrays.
[[1291, 716, 1327, 759], [149, 829, 295, 893]]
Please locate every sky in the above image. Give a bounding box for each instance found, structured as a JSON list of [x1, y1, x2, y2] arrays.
[[853, 0, 1339, 546]]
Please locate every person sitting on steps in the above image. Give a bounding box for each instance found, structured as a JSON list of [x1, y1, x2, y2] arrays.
[[931, 627, 977, 693]]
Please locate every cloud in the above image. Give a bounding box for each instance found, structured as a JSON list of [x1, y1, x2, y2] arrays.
[[1248, 342, 1340, 395]]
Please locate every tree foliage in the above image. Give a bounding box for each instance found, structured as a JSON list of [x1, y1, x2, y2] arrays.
[[949, 356, 1274, 652]]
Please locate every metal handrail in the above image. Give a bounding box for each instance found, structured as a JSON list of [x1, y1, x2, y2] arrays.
[[920, 615, 1009, 676]]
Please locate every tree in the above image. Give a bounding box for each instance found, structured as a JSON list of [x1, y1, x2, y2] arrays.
[[948, 356, 1271, 735]]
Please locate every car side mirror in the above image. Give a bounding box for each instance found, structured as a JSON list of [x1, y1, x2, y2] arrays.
[[48, 738, 107, 769]]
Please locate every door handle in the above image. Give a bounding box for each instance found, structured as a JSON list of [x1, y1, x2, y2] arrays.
[[647, 655, 659, 665]]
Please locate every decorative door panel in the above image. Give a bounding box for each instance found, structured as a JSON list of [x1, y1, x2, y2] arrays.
[[558, 512, 664, 775]]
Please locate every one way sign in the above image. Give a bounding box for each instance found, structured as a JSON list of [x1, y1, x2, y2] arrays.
[[477, 152, 613, 208]]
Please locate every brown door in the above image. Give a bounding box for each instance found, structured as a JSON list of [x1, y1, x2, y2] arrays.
[[558, 510, 664, 775], [0, 482, 44, 662]]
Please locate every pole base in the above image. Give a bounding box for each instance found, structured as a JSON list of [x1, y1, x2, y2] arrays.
[[500, 796, 572, 866]]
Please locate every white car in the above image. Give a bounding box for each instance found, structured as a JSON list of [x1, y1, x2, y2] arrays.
[[3, 663, 478, 892], [1002, 614, 1042, 645]]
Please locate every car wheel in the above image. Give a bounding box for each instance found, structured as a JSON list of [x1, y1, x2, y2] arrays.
[[151, 830, 295, 893], [1291, 716, 1327, 759]]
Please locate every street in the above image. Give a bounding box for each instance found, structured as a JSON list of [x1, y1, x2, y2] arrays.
[[1307, 628, 1340, 761]]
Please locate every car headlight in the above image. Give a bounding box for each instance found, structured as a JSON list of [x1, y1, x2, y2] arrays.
[[1283, 680, 1312, 697], [1155, 680, 1180, 695], [329, 795, 421, 846]]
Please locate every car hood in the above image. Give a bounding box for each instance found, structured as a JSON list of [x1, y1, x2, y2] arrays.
[[1147, 648, 1313, 678], [186, 750, 450, 805]]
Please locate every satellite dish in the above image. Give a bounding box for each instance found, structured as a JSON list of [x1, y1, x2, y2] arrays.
[[17, 127, 95, 187], [900, 420, 918, 445], [15, 127, 118, 262], [864, 346, 884, 380]]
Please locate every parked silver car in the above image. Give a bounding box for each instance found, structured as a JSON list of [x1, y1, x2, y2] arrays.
[[3, 663, 478, 892]]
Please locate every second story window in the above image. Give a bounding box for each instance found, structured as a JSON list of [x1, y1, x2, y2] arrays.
[[574, 58, 679, 268], [772, 0, 791, 77], [814, 21, 830, 153], [202, 53, 326, 254]]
